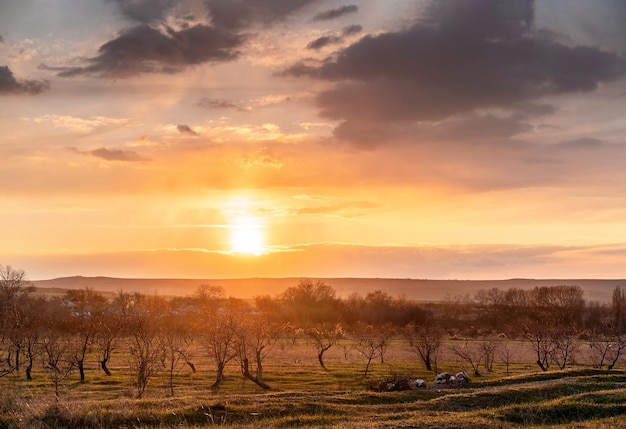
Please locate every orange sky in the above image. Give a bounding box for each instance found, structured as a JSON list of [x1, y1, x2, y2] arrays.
[[1, 0, 625, 280]]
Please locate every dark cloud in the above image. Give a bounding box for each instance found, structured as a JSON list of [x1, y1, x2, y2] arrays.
[[47, 1, 318, 79], [342, 24, 362, 36], [70, 146, 148, 162], [43, 24, 243, 78], [206, 0, 318, 30], [197, 97, 240, 109], [557, 137, 605, 150], [177, 124, 197, 135], [306, 25, 362, 50], [286, 0, 625, 146], [306, 35, 342, 50], [0, 65, 50, 95], [313, 5, 358, 21], [110, 0, 176, 23], [0, 35, 4, 44]]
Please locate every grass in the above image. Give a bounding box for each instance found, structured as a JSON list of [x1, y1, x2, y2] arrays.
[[1, 340, 626, 427]]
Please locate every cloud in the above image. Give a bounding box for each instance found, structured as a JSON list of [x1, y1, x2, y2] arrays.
[[197, 97, 241, 110], [46, 1, 320, 79], [306, 35, 342, 50], [43, 24, 243, 78], [177, 124, 198, 135], [70, 147, 148, 162], [0, 35, 4, 44], [110, 0, 176, 23], [313, 5, 358, 21], [306, 25, 362, 50], [0, 65, 50, 95], [237, 148, 283, 169], [557, 137, 605, 150], [206, 0, 319, 30], [28, 114, 128, 133], [285, 0, 625, 146]]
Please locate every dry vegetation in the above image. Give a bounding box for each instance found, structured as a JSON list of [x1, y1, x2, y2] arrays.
[[3, 266, 626, 427]]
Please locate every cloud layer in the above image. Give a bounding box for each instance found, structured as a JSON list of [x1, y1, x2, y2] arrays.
[[286, 0, 625, 146]]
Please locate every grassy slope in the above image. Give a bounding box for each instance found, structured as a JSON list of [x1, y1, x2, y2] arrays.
[[1, 360, 625, 428]]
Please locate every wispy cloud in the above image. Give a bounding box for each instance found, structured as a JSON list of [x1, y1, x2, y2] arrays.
[[69, 147, 148, 162], [313, 5, 358, 21]]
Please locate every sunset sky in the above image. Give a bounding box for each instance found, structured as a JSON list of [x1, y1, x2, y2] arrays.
[[1, 0, 625, 280]]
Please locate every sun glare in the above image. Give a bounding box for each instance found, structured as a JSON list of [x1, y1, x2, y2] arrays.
[[229, 215, 265, 255]]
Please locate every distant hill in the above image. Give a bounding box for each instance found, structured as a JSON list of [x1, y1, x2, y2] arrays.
[[31, 276, 626, 303]]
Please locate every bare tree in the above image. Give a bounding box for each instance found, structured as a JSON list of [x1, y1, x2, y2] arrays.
[[199, 301, 238, 390], [160, 312, 195, 396], [306, 323, 343, 370], [525, 322, 557, 372], [66, 289, 107, 382], [39, 300, 76, 401], [119, 292, 165, 398], [589, 322, 626, 370], [550, 328, 579, 370], [450, 338, 497, 377], [234, 311, 279, 390], [498, 340, 514, 376], [352, 323, 383, 377], [403, 322, 444, 372], [94, 308, 121, 376], [0, 265, 34, 374]]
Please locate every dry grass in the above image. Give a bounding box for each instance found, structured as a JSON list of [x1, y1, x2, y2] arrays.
[[1, 339, 625, 428]]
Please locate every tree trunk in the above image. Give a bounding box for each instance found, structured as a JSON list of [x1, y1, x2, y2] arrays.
[[255, 350, 263, 379], [78, 360, 85, 382], [15, 347, 20, 372], [363, 356, 373, 377], [317, 351, 327, 370], [100, 357, 112, 376], [424, 355, 432, 371], [210, 362, 226, 390], [241, 357, 271, 389]]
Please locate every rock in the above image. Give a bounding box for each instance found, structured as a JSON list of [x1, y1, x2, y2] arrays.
[[455, 371, 470, 385], [434, 372, 451, 384]]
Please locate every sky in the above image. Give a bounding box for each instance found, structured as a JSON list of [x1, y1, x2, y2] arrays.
[[1, 0, 625, 281]]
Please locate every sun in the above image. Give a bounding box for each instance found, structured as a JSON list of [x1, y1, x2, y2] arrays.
[[229, 215, 265, 255]]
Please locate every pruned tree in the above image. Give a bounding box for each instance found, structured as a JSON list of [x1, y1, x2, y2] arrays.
[[525, 322, 557, 372], [403, 322, 444, 372], [118, 292, 165, 398], [66, 288, 107, 382], [307, 322, 343, 370], [352, 323, 383, 377], [450, 337, 498, 377], [234, 311, 279, 390], [94, 308, 121, 376], [39, 300, 75, 400], [0, 265, 34, 375], [589, 322, 626, 370], [498, 340, 514, 376], [199, 300, 238, 390], [160, 311, 195, 396], [550, 328, 579, 370]]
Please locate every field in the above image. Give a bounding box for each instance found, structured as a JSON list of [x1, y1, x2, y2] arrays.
[[1, 339, 626, 428]]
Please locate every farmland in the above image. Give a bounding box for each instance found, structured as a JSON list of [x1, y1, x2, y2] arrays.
[[1, 339, 625, 428]]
